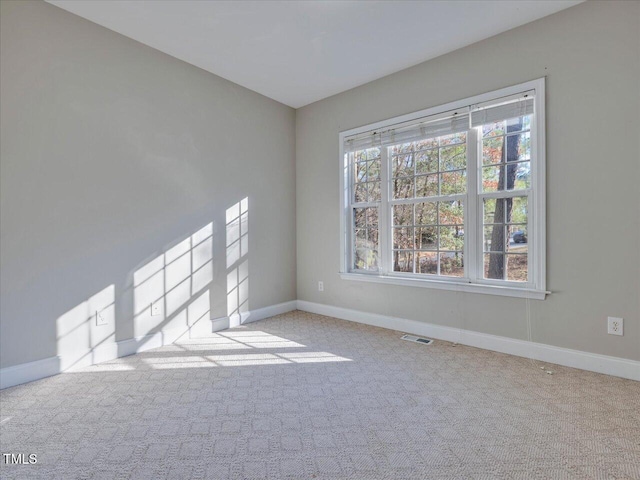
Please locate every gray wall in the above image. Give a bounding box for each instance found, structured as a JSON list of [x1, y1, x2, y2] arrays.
[[2, 0, 638, 370], [296, 1, 640, 361], [0, 0, 296, 368]]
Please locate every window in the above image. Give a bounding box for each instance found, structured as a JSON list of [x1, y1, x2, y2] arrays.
[[339, 79, 546, 299]]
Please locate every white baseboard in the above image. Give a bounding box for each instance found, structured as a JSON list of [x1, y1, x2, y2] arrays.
[[0, 300, 298, 390], [296, 300, 640, 382], [0, 356, 61, 390], [5, 299, 634, 388], [245, 300, 298, 323], [211, 300, 298, 332], [60, 341, 120, 372]]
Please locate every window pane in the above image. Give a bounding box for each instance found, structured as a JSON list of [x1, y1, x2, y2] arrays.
[[440, 170, 466, 195], [440, 132, 466, 146], [506, 117, 528, 134], [440, 144, 466, 171], [363, 147, 381, 161], [355, 161, 368, 182], [416, 252, 437, 274], [506, 254, 528, 282], [393, 177, 414, 199], [484, 225, 505, 253], [354, 208, 367, 228], [415, 174, 438, 198], [507, 197, 527, 224], [393, 227, 414, 249], [393, 154, 414, 177], [483, 121, 505, 138], [393, 251, 414, 273], [507, 132, 530, 162], [508, 225, 528, 252], [482, 165, 503, 192], [355, 148, 379, 162], [483, 198, 497, 224], [395, 200, 466, 278], [440, 226, 464, 251], [482, 136, 504, 165], [367, 160, 380, 181], [352, 149, 382, 202], [355, 249, 378, 271], [367, 227, 379, 248], [415, 227, 437, 249], [353, 204, 379, 272], [366, 207, 378, 227], [440, 252, 464, 277], [393, 204, 413, 226], [415, 149, 438, 174], [415, 138, 439, 150], [354, 183, 367, 203], [367, 181, 381, 202], [484, 198, 512, 224], [482, 118, 531, 193], [484, 253, 504, 280], [507, 162, 530, 190], [415, 202, 437, 225], [354, 207, 378, 228], [391, 143, 413, 155], [439, 201, 464, 225], [483, 195, 528, 282], [484, 197, 527, 227]]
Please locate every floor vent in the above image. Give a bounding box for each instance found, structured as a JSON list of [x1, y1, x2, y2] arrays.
[[401, 334, 433, 345]]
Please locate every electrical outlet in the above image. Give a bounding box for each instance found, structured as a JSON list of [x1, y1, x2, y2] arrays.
[[95, 311, 108, 326], [607, 317, 623, 336], [151, 302, 161, 316], [318, 281, 324, 292]]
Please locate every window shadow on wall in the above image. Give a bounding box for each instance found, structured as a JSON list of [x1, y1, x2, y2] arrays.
[[56, 285, 116, 371], [225, 197, 249, 328], [130, 222, 214, 350], [55, 222, 216, 371], [55, 197, 255, 373]]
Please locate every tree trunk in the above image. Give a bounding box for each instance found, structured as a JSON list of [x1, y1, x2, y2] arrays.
[[487, 120, 522, 279]]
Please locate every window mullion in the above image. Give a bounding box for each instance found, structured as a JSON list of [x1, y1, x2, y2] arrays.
[[466, 127, 479, 283], [379, 147, 391, 274], [478, 189, 532, 200], [347, 152, 354, 272]]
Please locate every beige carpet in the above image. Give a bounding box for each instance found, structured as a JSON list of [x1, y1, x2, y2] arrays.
[[1, 310, 639, 479]]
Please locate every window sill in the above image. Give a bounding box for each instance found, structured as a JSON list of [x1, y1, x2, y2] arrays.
[[339, 272, 548, 300]]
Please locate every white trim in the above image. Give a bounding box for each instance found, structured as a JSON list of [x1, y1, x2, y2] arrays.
[[242, 300, 297, 322], [59, 341, 119, 372], [339, 78, 547, 295], [0, 300, 298, 389], [0, 356, 60, 390], [380, 147, 390, 273], [296, 300, 640, 382], [211, 300, 298, 331], [532, 78, 546, 293], [466, 127, 479, 281], [339, 272, 548, 300], [341, 79, 545, 139]]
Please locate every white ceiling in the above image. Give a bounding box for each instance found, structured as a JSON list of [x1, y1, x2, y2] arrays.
[[47, 0, 582, 108]]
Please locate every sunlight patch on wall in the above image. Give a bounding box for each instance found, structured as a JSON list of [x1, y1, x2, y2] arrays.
[[56, 284, 115, 371], [226, 198, 249, 327], [133, 223, 213, 339]]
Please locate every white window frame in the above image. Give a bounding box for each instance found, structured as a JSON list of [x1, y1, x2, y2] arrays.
[[339, 78, 547, 300]]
